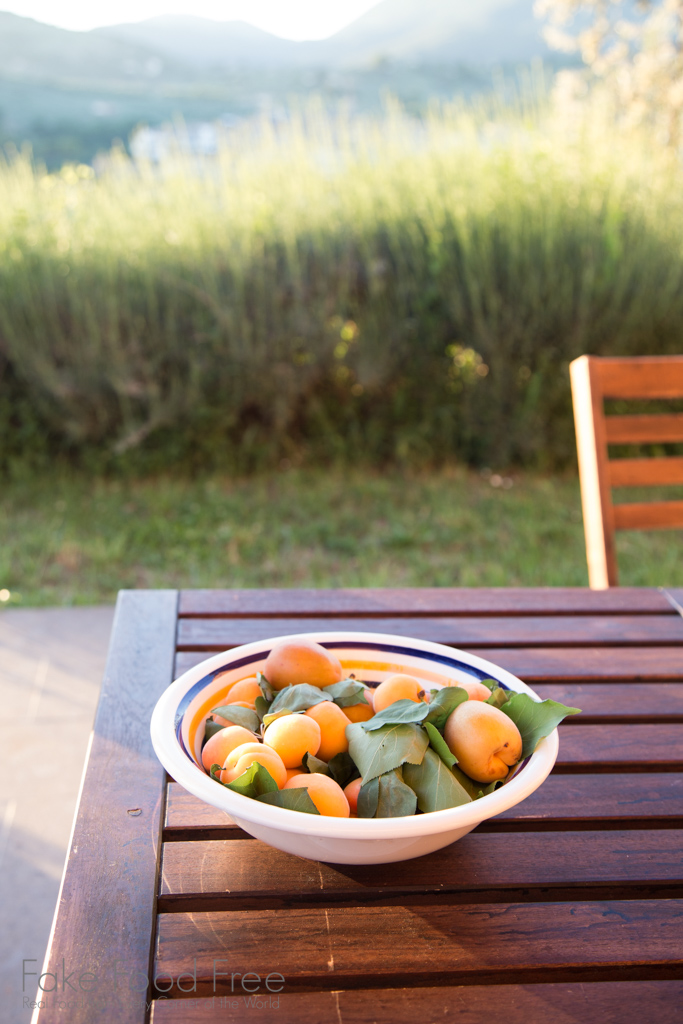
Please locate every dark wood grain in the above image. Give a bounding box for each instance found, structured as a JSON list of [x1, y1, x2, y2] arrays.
[[35, 590, 178, 1024], [157, 830, 683, 912], [532, 682, 683, 722], [174, 644, 683, 681], [163, 773, 683, 840], [150, 980, 683, 1024], [555, 724, 683, 772], [154, 899, 683, 995], [178, 588, 669, 618], [176, 614, 683, 651]]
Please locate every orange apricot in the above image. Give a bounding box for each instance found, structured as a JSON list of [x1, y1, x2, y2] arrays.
[[285, 767, 306, 782], [225, 677, 262, 705], [372, 674, 428, 713], [343, 777, 362, 814], [342, 688, 375, 723], [264, 639, 343, 691], [263, 714, 321, 768], [201, 724, 257, 772], [283, 773, 350, 817], [220, 742, 287, 789], [446, 679, 492, 701], [304, 701, 349, 761]]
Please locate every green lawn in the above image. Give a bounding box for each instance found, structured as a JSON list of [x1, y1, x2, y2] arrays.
[[0, 467, 681, 606]]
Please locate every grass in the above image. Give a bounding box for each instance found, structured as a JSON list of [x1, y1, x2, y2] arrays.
[[0, 467, 680, 606]]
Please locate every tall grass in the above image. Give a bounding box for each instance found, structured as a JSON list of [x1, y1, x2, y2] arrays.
[[1, 98, 683, 473]]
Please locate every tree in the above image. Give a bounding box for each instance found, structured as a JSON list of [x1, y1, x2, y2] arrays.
[[536, 0, 683, 144]]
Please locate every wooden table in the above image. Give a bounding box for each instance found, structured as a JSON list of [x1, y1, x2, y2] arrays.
[[35, 588, 683, 1024]]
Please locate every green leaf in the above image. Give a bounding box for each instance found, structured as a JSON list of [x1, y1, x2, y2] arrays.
[[203, 717, 225, 744], [327, 751, 360, 788], [449, 765, 502, 801], [424, 721, 457, 768], [262, 708, 294, 727], [403, 749, 472, 813], [424, 687, 469, 731], [361, 698, 430, 731], [347, 721, 429, 785], [486, 687, 509, 709], [211, 705, 260, 734], [223, 761, 279, 798], [375, 767, 418, 818], [257, 788, 320, 814], [324, 679, 369, 708], [356, 776, 379, 818], [209, 762, 223, 783], [480, 678, 499, 692], [501, 694, 582, 759], [256, 672, 274, 702], [268, 684, 330, 714], [254, 695, 272, 722], [301, 751, 331, 775]]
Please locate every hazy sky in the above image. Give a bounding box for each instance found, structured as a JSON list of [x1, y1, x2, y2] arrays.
[[1, 1, 384, 36]]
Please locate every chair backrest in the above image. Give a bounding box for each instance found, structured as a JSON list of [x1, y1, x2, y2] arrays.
[[569, 354, 683, 588]]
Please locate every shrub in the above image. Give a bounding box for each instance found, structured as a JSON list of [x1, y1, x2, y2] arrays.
[[1, 101, 682, 474]]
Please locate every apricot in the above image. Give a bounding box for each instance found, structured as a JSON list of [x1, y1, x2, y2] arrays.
[[304, 701, 350, 761], [343, 777, 362, 814], [446, 679, 492, 701], [343, 688, 375, 723], [285, 767, 306, 782], [264, 639, 343, 691], [283, 773, 350, 817], [201, 724, 256, 772], [220, 741, 287, 789], [372, 674, 428, 713], [263, 713, 322, 768], [444, 701, 522, 783], [225, 677, 262, 706]]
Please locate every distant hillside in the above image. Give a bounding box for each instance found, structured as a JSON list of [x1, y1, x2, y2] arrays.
[[97, 0, 552, 70], [0, 11, 184, 81]]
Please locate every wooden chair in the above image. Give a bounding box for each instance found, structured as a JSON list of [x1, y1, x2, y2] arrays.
[[570, 354, 683, 588]]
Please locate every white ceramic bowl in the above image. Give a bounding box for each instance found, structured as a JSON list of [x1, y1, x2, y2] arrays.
[[150, 631, 558, 864]]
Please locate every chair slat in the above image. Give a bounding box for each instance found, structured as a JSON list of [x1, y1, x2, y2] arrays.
[[596, 356, 683, 398], [605, 413, 683, 444], [609, 456, 683, 488], [613, 501, 683, 530]]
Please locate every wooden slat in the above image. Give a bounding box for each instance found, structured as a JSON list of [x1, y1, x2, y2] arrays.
[[613, 500, 683, 530], [176, 615, 683, 651], [532, 683, 683, 722], [178, 587, 669, 618], [35, 590, 178, 1024], [555, 724, 683, 772], [609, 456, 683, 488], [596, 355, 683, 398], [150, 980, 683, 1024], [605, 413, 683, 444], [157, 830, 683, 912], [154, 899, 683, 995], [474, 647, 683, 682], [164, 773, 683, 840], [175, 645, 683, 680]]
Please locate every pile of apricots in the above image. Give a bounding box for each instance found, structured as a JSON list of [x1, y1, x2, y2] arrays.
[[201, 638, 525, 818]]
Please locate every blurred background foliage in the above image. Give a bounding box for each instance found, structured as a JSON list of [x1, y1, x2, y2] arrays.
[[1, 97, 683, 477]]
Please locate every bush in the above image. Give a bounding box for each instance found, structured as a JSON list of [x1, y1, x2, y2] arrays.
[[1, 101, 683, 474]]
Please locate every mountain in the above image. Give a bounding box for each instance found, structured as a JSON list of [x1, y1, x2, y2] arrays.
[[95, 0, 552, 71], [0, 11, 185, 81]]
